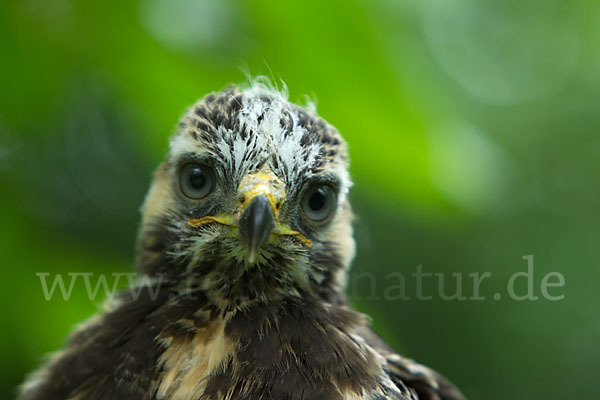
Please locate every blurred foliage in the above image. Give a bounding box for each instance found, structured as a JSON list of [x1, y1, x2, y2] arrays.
[[1, 0, 599, 399]]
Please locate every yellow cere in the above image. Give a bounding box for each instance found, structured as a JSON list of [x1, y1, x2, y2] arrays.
[[237, 171, 286, 220], [188, 170, 312, 247]]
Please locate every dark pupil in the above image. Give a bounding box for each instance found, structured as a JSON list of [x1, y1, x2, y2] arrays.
[[189, 168, 206, 189], [309, 188, 327, 211]]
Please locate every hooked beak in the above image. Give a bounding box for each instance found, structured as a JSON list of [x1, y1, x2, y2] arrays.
[[238, 195, 276, 263], [188, 171, 312, 264]]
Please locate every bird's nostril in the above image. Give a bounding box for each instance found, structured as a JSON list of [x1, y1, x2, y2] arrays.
[[239, 194, 246, 204]]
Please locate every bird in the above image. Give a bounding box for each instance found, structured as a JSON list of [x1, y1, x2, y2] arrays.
[[19, 80, 466, 400]]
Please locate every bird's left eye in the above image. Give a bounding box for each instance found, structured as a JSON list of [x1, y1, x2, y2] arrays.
[[301, 184, 336, 222], [178, 163, 215, 200]]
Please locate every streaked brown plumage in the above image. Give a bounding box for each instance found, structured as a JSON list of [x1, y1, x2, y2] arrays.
[[19, 81, 465, 400]]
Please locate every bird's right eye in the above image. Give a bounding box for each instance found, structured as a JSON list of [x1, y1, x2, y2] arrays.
[[178, 163, 215, 200]]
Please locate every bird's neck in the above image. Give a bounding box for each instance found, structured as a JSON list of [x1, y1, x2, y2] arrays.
[[196, 278, 346, 315], [164, 256, 345, 314]]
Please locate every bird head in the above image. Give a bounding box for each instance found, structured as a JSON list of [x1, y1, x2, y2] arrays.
[[136, 82, 354, 310]]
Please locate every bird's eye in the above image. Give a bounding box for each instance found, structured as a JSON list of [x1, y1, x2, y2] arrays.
[[178, 163, 215, 200], [301, 185, 336, 222]]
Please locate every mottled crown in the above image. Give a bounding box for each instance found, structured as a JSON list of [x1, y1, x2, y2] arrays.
[[137, 81, 356, 301], [169, 82, 351, 205]]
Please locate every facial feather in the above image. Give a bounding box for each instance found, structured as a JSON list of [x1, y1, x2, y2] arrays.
[[136, 80, 355, 310]]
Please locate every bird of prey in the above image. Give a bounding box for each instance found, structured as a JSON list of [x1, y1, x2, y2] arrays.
[[20, 82, 465, 400]]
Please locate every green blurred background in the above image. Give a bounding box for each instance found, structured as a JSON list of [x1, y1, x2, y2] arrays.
[[1, 0, 599, 398]]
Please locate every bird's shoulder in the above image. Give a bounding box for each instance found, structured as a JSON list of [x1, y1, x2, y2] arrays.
[[19, 288, 465, 400], [355, 325, 466, 400], [19, 285, 175, 400]]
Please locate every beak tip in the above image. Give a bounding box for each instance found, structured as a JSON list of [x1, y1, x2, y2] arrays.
[[239, 195, 276, 262], [247, 249, 258, 264]]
